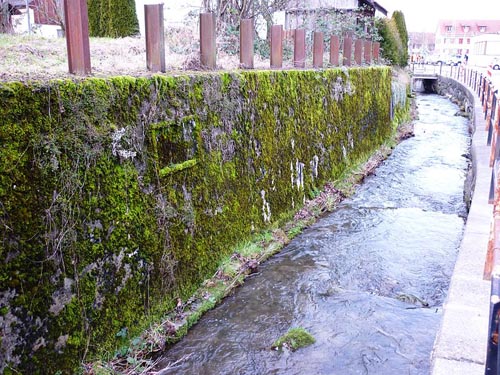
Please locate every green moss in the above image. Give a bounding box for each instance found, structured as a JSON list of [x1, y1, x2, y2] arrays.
[[0, 67, 408, 373], [272, 327, 316, 351]]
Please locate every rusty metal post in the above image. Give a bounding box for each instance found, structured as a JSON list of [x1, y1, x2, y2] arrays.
[[145, 4, 165, 72], [200, 12, 216, 69], [364, 40, 372, 64], [240, 19, 254, 69], [270, 25, 283, 69], [63, 0, 91, 75], [294, 29, 306, 68], [343, 35, 352, 67], [354, 39, 362, 65], [330, 35, 340, 66], [373, 42, 380, 63], [313, 31, 324, 68]]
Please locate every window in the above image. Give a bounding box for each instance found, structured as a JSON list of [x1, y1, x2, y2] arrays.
[[467, 38, 471, 44], [459, 38, 463, 44], [479, 26, 487, 32], [463, 26, 470, 32], [445, 25, 453, 32]]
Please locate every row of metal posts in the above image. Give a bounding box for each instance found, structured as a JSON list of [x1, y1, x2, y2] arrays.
[[455, 66, 500, 374], [62, 1, 380, 75]]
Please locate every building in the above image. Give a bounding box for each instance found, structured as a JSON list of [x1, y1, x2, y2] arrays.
[[434, 19, 500, 57], [408, 32, 435, 56]]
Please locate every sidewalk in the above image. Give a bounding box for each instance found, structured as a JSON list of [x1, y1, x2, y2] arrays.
[[431, 83, 492, 374]]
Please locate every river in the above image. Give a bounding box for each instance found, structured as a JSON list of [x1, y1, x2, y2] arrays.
[[155, 93, 471, 375]]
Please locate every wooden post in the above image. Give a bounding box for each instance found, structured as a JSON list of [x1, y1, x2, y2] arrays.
[[271, 25, 283, 69], [343, 35, 352, 67], [145, 4, 165, 72], [240, 19, 254, 69], [200, 12, 216, 69], [313, 31, 324, 68], [354, 39, 362, 65], [364, 40, 372, 64], [330, 35, 340, 66], [373, 42, 380, 63], [63, 0, 91, 75], [294, 29, 306, 68]]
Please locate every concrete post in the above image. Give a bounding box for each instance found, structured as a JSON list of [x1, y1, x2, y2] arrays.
[[63, 0, 91, 75], [200, 12, 216, 69], [240, 19, 254, 69], [145, 4, 165, 72], [330, 35, 340, 66], [343, 35, 352, 67], [270, 25, 283, 69], [373, 42, 380, 63], [354, 39, 362, 65], [364, 40, 372, 64], [313, 31, 324, 68], [294, 29, 306, 68]]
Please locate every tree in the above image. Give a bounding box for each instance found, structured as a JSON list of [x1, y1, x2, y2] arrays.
[[32, 0, 65, 32], [87, 0, 139, 38], [1, 0, 16, 33], [375, 13, 407, 67]]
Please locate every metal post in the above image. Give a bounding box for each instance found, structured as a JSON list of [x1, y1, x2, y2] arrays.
[[270, 25, 283, 69], [330, 35, 340, 66], [240, 19, 254, 69], [343, 35, 352, 67], [294, 29, 306, 68], [485, 272, 500, 374], [372, 42, 380, 63], [354, 39, 362, 65], [313, 31, 324, 68], [63, 0, 91, 75], [25, 0, 31, 35], [145, 4, 165, 72], [364, 40, 372, 64], [200, 12, 216, 69]]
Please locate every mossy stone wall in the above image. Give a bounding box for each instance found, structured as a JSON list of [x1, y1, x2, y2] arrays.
[[0, 67, 399, 373]]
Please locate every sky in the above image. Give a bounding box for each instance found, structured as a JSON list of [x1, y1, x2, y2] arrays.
[[380, 0, 500, 32]]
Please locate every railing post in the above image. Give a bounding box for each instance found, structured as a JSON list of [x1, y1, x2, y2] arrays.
[[485, 271, 500, 374], [270, 25, 283, 69], [343, 34, 352, 67], [330, 35, 340, 66], [200, 12, 216, 69], [240, 19, 254, 69], [145, 4, 165, 73], [294, 28, 306, 68], [364, 39, 372, 64], [313, 31, 324, 68], [354, 39, 362, 65], [63, 0, 91, 75]]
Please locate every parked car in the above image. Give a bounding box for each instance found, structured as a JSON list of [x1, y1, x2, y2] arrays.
[[426, 55, 446, 65], [491, 57, 500, 70], [447, 55, 462, 66]]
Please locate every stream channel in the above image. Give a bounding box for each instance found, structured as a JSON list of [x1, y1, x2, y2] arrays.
[[155, 93, 471, 374]]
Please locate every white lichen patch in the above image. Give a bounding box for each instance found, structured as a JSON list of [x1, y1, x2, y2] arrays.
[[111, 127, 137, 160], [49, 278, 75, 316], [260, 190, 272, 223]]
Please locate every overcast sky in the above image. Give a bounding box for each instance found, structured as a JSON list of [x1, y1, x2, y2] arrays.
[[380, 0, 500, 32]]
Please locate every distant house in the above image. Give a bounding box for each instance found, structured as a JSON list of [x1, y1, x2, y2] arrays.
[[8, 0, 63, 37], [408, 32, 435, 55], [434, 19, 500, 57], [284, 0, 387, 31]]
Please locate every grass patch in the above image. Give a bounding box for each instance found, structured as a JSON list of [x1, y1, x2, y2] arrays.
[[272, 327, 315, 351]]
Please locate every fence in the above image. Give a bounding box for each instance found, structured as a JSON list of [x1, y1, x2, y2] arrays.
[[450, 65, 500, 374], [63, 2, 381, 75]]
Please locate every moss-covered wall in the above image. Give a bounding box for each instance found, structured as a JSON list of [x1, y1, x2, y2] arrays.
[[0, 67, 400, 373]]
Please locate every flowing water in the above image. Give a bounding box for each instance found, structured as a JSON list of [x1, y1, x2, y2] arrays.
[[155, 93, 471, 375]]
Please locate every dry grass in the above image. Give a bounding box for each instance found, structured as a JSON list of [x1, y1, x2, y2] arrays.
[[0, 33, 274, 82]]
